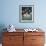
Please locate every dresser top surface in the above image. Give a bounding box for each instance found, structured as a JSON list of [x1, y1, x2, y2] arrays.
[[3, 29, 45, 33]]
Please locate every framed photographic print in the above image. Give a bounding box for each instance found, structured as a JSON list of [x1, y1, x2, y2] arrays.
[[19, 5, 34, 23]]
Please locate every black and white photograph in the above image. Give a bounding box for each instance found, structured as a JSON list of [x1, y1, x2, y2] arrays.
[[19, 5, 34, 23]]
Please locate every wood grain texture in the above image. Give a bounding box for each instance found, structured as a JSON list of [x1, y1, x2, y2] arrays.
[[2, 30, 45, 46], [2, 32, 23, 46], [24, 32, 45, 46]]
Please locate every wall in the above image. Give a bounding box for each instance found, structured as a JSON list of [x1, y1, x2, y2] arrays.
[[0, 0, 46, 29], [0, 0, 46, 44]]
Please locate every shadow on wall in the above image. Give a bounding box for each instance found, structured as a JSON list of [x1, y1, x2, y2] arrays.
[[0, 24, 7, 43]]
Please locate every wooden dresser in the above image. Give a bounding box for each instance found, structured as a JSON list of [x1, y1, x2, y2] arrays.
[[2, 29, 45, 46]]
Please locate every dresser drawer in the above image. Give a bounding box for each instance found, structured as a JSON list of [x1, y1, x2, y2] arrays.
[[3, 32, 23, 36], [3, 35, 23, 44], [3, 43, 23, 46], [3, 36, 23, 46], [32, 36, 45, 44], [24, 32, 44, 36], [32, 44, 44, 46]]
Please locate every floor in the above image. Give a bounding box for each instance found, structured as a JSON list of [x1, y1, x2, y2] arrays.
[[0, 44, 2, 46]]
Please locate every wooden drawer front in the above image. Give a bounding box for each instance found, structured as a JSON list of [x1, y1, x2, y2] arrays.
[[3, 43, 23, 46], [24, 36, 44, 46], [24, 32, 44, 36], [32, 36, 45, 44], [3, 36, 23, 46], [3, 32, 23, 36], [24, 36, 32, 46], [3, 43, 16, 46], [31, 44, 44, 46], [3, 36, 23, 44]]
